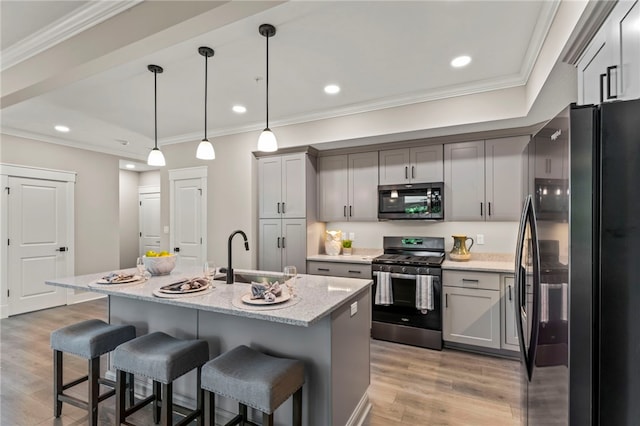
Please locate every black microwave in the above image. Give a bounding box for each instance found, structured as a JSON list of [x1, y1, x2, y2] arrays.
[[378, 183, 444, 220], [535, 178, 568, 221]]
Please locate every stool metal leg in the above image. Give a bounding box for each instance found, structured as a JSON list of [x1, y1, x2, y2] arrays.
[[161, 382, 173, 426], [115, 370, 127, 424], [88, 357, 100, 426], [293, 387, 302, 426], [196, 367, 204, 425], [53, 350, 63, 417], [205, 390, 215, 426], [239, 403, 247, 425], [153, 380, 161, 424], [127, 372, 135, 407]]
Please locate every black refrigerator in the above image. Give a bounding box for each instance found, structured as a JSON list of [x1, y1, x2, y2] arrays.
[[514, 99, 640, 425]]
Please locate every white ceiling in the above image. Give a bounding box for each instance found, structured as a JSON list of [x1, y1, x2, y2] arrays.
[[1, 1, 562, 164]]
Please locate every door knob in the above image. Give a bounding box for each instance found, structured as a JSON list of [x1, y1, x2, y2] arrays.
[[55, 247, 68, 252]]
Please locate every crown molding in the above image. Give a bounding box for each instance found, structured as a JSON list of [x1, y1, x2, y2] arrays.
[[1, 127, 148, 162], [1, 1, 142, 71], [519, 0, 561, 83]]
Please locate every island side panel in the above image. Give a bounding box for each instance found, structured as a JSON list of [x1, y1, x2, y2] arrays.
[[331, 288, 371, 425], [198, 310, 332, 426], [109, 296, 200, 405]]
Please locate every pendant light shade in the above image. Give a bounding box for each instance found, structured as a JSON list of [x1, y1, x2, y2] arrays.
[[196, 46, 215, 160], [147, 64, 166, 167], [258, 24, 278, 152]]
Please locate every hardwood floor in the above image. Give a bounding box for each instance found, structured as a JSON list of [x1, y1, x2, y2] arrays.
[[0, 299, 520, 425]]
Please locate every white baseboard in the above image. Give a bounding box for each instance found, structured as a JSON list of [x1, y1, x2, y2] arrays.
[[67, 289, 106, 305], [0, 303, 8, 319], [345, 390, 372, 426]]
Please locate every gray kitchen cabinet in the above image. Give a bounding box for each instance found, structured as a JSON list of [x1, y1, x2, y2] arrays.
[[258, 218, 306, 273], [501, 274, 520, 351], [445, 137, 527, 222], [378, 145, 443, 185], [444, 141, 485, 221], [318, 152, 378, 222], [577, 0, 640, 105], [258, 153, 306, 219], [306, 261, 371, 279]]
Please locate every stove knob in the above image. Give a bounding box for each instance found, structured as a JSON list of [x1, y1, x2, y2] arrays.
[[402, 267, 407, 273], [416, 267, 423, 275]]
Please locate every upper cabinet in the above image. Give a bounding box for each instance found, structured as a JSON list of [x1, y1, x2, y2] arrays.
[[318, 152, 378, 222], [379, 145, 443, 185], [258, 154, 306, 219], [445, 136, 528, 222], [577, 0, 640, 105]]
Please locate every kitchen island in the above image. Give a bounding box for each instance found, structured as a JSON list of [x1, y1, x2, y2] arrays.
[[46, 270, 372, 426]]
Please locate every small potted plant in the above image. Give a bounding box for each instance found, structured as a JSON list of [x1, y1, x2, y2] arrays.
[[341, 239, 353, 256]]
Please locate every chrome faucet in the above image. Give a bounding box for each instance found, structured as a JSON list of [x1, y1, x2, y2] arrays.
[[227, 230, 249, 284]]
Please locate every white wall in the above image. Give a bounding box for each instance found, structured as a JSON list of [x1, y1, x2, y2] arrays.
[[119, 170, 139, 268], [139, 170, 160, 187], [326, 221, 519, 254]]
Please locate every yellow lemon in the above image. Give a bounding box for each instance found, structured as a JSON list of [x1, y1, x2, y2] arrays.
[[145, 250, 158, 257], [159, 251, 170, 257]]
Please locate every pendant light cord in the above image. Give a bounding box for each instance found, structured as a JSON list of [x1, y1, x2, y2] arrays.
[[154, 69, 158, 149], [204, 54, 208, 139], [265, 33, 269, 129]]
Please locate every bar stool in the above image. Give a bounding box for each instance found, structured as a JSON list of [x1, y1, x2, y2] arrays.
[[201, 345, 304, 426], [50, 319, 136, 425], [112, 331, 209, 426]]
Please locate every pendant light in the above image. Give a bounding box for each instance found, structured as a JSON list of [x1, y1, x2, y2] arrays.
[[257, 24, 278, 152], [147, 64, 166, 167], [196, 46, 216, 160]]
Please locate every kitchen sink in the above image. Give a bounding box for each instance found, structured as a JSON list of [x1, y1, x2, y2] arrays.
[[213, 272, 283, 284]]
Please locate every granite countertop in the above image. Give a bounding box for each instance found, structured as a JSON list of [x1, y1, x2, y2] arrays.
[[307, 248, 383, 264], [45, 268, 372, 327], [442, 253, 515, 273]]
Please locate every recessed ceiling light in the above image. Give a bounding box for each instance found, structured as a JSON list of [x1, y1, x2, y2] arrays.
[[451, 55, 472, 68], [324, 84, 340, 94], [232, 105, 247, 113], [125, 164, 136, 169], [54, 125, 70, 132]]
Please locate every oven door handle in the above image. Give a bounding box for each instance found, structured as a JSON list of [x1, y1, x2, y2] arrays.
[[373, 271, 421, 280]]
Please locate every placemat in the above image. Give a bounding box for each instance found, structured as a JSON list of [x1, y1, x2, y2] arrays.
[[231, 294, 301, 311]]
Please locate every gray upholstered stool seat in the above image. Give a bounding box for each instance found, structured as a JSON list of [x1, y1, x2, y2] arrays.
[[201, 345, 304, 426], [113, 331, 209, 426], [50, 319, 136, 426]]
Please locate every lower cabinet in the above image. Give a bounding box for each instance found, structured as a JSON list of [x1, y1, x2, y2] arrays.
[[442, 270, 501, 349], [258, 218, 306, 273], [501, 275, 520, 351], [306, 260, 372, 279], [443, 270, 520, 353]]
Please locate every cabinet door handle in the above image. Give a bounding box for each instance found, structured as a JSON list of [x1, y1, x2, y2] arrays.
[[462, 278, 479, 283], [480, 202, 483, 217], [282, 202, 286, 214], [445, 294, 448, 308], [277, 202, 280, 214], [282, 237, 285, 248], [405, 166, 408, 179], [277, 237, 280, 248], [508, 285, 512, 301], [546, 158, 550, 174], [348, 270, 362, 274], [600, 73, 606, 104], [606, 65, 618, 100], [349, 205, 353, 217], [344, 205, 347, 217], [488, 202, 492, 216], [318, 268, 330, 272], [411, 166, 415, 179], [55, 247, 68, 252]]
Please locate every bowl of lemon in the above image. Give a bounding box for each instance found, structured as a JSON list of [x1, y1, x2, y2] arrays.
[[143, 251, 176, 276]]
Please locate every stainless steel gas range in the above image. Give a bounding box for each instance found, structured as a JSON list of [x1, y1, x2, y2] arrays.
[[371, 236, 444, 350]]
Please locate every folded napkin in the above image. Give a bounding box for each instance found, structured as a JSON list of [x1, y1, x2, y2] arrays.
[[102, 272, 135, 283], [374, 272, 393, 305], [160, 277, 209, 293], [251, 281, 282, 302], [416, 275, 434, 311]]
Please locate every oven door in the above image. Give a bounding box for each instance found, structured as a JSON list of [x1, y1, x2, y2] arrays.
[[371, 271, 442, 331]]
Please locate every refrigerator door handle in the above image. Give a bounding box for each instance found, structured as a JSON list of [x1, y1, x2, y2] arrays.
[[606, 65, 618, 100], [600, 73, 606, 104]]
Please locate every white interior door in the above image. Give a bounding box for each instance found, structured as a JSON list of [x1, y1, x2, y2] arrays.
[[8, 177, 70, 315], [139, 192, 161, 256], [170, 173, 206, 270]]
